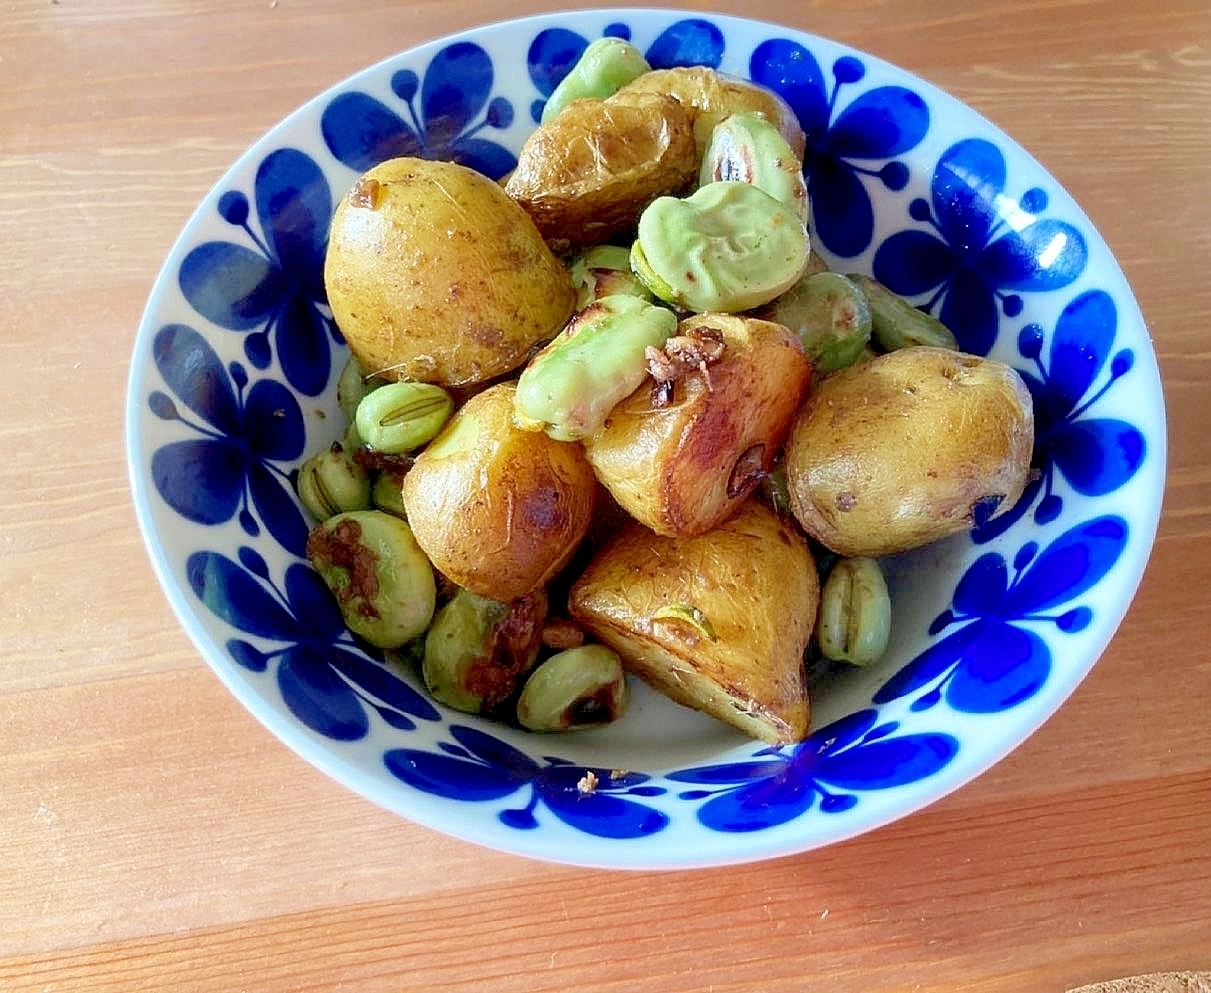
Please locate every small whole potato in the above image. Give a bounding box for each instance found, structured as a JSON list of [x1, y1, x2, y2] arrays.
[[784, 345, 1034, 557], [615, 66, 807, 161], [401, 383, 597, 603], [505, 90, 699, 252], [324, 157, 575, 388]]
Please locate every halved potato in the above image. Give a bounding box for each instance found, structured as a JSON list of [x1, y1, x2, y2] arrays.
[[568, 498, 818, 744], [504, 90, 698, 251], [581, 313, 811, 536]]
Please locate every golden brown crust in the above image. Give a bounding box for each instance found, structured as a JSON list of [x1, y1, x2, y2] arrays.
[[568, 499, 817, 744]]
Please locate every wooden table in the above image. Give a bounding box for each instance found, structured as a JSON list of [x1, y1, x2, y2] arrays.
[[3, 0, 1208, 989]]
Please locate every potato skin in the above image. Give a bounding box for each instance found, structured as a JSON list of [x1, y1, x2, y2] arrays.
[[324, 157, 575, 388], [784, 346, 1035, 557], [505, 91, 699, 251], [581, 314, 812, 537], [401, 383, 597, 602], [616, 66, 807, 161], [568, 499, 818, 744]]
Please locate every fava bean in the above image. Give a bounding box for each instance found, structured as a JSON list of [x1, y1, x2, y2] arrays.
[[631, 181, 808, 313], [817, 556, 892, 666], [760, 271, 872, 373], [354, 381, 454, 455], [541, 37, 651, 123], [513, 293, 677, 441], [305, 510, 436, 649], [296, 442, 372, 521], [701, 112, 808, 223], [847, 273, 958, 352], [422, 588, 547, 714], [516, 644, 629, 732], [569, 244, 653, 309]]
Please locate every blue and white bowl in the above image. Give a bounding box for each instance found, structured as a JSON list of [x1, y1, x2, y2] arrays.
[[126, 9, 1166, 869]]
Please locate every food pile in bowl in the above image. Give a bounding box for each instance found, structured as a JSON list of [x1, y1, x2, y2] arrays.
[[129, 10, 1163, 867], [309, 36, 1035, 747]]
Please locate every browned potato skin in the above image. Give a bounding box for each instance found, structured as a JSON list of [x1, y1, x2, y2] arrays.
[[504, 91, 699, 251], [581, 314, 812, 537], [325, 157, 575, 388], [616, 66, 807, 161], [568, 499, 818, 744], [784, 345, 1035, 557], [401, 383, 597, 602]]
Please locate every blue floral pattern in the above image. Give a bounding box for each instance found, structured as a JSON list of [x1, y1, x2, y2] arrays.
[[974, 289, 1146, 542], [322, 42, 517, 179], [874, 138, 1088, 356], [669, 710, 958, 832], [131, 12, 1161, 863], [385, 725, 669, 838], [875, 517, 1129, 713], [187, 547, 441, 740], [749, 41, 929, 259], [178, 149, 338, 397], [148, 323, 310, 556]]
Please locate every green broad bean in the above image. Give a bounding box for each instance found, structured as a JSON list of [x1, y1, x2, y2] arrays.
[[296, 442, 372, 521], [513, 293, 677, 441], [631, 180, 809, 313], [336, 354, 386, 423], [516, 644, 629, 732], [305, 510, 437, 649], [540, 37, 651, 123], [817, 556, 892, 667], [760, 271, 872, 373], [422, 588, 547, 715], [569, 244, 653, 310], [370, 465, 409, 520], [847, 273, 958, 352], [701, 112, 808, 222], [354, 381, 454, 455]]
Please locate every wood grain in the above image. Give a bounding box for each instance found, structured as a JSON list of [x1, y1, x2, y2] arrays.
[[2, 0, 1209, 990]]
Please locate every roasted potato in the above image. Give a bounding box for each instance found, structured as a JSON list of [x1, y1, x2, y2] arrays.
[[568, 498, 818, 744], [581, 313, 811, 537], [784, 345, 1034, 557], [615, 66, 807, 161], [325, 157, 574, 388], [504, 90, 699, 251], [401, 383, 597, 602]]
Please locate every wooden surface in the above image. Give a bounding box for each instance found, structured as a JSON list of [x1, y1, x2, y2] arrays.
[[2, 0, 1209, 989]]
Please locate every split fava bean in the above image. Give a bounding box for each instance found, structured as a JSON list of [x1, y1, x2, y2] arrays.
[[701, 112, 808, 223], [516, 644, 629, 732], [631, 180, 809, 313], [354, 381, 454, 455], [759, 271, 872, 373], [847, 273, 958, 352], [296, 442, 372, 521], [569, 244, 653, 310], [817, 556, 892, 667], [513, 293, 677, 441], [541, 37, 652, 123], [305, 510, 437, 649]]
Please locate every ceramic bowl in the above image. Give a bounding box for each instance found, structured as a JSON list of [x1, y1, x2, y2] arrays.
[[127, 9, 1165, 869]]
